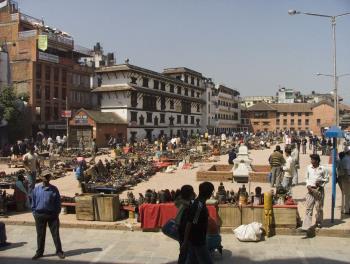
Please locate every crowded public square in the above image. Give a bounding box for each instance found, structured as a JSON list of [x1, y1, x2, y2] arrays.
[[1, 1, 350, 264]]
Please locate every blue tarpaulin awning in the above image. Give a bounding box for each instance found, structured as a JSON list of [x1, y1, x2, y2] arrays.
[[325, 126, 344, 138]]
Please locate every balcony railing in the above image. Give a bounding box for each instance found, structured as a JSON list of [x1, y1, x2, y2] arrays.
[[41, 32, 73, 47], [74, 44, 92, 56], [20, 13, 43, 27]]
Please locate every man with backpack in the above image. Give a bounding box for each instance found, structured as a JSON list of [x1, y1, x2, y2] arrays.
[[180, 182, 214, 264]]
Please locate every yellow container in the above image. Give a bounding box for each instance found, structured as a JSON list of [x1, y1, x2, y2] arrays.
[[129, 210, 135, 219], [264, 192, 273, 210]]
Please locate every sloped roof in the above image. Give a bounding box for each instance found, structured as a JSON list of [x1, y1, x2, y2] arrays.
[[247, 102, 277, 111], [271, 103, 313, 113], [77, 109, 127, 124], [311, 100, 333, 109], [92, 85, 134, 93]]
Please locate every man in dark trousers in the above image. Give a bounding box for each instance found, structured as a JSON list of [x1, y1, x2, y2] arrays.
[[31, 171, 65, 260], [180, 181, 214, 264], [268, 145, 286, 187]]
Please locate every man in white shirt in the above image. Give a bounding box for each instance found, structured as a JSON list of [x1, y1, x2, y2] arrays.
[[338, 146, 350, 214], [23, 144, 41, 201], [282, 148, 293, 193], [301, 154, 329, 231], [291, 144, 299, 186]]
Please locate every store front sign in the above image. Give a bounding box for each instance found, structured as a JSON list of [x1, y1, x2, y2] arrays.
[[75, 114, 89, 124], [48, 124, 66, 130], [38, 51, 59, 63]]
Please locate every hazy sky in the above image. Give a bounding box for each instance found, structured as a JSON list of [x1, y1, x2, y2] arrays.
[[17, 0, 350, 103]]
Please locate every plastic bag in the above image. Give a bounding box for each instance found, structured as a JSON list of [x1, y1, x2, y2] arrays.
[[233, 222, 263, 242]]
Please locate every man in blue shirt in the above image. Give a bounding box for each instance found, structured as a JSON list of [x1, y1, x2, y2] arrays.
[[31, 170, 65, 260]]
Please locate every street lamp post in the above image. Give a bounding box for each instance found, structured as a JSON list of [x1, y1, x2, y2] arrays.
[[288, 10, 350, 127], [65, 95, 69, 150], [289, 9, 350, 223]]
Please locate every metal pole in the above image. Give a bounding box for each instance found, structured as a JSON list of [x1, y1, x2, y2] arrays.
[[331, 137, 337, 222], [332, 17, 338, 127], [331, 17, 337, 223], [66, 96, 69, 149]]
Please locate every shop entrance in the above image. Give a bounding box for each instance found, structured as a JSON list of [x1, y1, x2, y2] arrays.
[[70, 126, 93, 148], [145, 129, 153, 142]]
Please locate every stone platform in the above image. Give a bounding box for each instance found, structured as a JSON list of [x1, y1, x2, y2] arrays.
[[196, 164, 270, 183]]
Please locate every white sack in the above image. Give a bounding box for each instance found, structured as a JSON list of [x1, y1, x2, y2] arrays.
[[233, 222, 263, 242]]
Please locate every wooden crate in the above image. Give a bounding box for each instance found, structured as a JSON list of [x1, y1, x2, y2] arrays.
[[218, 205, 297, 229], [94, 194, 120, 222], [218, 205, 241, 227], [75, 194, 98, 221], [241, 207, 264, 225], [272, 208, 297, 228]]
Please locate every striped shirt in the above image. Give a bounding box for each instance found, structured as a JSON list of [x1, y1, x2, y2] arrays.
[[269, 151, 285, 167]]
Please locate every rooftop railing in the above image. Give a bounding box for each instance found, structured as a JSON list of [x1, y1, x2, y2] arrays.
[[41, 31, 73, 47], [74, 44, 92, 56], [20, 13, 43, 27]]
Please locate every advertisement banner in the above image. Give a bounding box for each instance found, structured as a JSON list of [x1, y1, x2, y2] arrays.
[[38, 35, 48, 51], [61, 110, 72, 118]]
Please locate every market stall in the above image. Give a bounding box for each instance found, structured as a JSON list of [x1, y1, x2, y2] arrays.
[[139, 203, 219, 230]]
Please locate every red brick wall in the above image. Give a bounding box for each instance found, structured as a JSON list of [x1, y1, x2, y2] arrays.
[[311, 104, 335, 135], [249, 111, 277, 133]]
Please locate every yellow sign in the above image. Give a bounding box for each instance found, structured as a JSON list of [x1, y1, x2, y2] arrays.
[[38, 35, 48, 51]]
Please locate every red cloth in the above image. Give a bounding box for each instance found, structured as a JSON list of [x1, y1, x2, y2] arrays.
[[139, 203, 218, 229]]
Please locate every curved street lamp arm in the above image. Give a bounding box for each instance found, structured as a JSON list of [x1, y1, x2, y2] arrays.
[[335, 12, 350, 18], [338, 73, 350, 78], [301, 12, 332, 18]]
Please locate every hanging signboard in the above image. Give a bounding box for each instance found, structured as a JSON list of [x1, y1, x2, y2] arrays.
[[74, 114, 89, 124], [38, 35, 48, 51], [61, 110, 72, 118]]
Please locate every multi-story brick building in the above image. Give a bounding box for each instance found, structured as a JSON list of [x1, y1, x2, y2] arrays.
[[209, 85, 241, 135], [93, 64, 206, 142], [248, 101, 336, 135], [0, 1, 94, 137]]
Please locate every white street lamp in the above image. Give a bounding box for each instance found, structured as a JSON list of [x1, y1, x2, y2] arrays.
[[289, 10, 350, 126]]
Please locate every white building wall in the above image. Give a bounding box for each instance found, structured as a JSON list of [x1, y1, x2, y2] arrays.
[[97, 69, 206, 141]]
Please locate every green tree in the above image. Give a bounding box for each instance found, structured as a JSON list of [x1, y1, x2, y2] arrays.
[[0, 86, 26, 142]]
